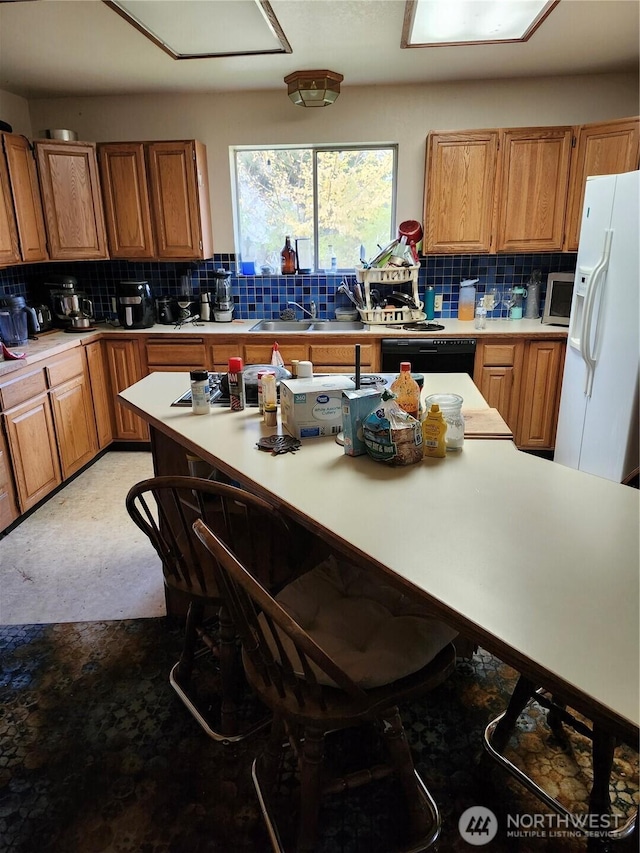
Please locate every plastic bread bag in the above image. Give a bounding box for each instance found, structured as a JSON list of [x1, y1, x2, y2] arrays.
[[363, 389, 423, 465]]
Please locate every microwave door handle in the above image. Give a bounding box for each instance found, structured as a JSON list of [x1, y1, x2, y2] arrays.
[[581, 230, 612, 397]]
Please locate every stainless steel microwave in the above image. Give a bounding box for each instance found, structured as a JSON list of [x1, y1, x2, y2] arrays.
[[541, 272, 575, 326]]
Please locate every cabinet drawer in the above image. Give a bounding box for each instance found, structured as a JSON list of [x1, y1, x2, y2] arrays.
[[243, 344, 309, 366], [309, 343, 374, 366], [0, 368, 47, 410], [45, 349, 85, 387], [480, 343, 519, 367], [146, 340, 207, 366]]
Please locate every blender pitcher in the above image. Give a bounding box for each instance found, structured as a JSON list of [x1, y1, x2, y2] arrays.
[[0, 307, 29, 346]]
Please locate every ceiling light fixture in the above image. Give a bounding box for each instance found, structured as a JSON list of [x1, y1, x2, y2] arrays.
[[284, 70, 344, 107], [402, 0, 559, 48]]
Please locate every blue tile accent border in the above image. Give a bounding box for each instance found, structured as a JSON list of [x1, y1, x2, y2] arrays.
[[0, 252, 577, 322]]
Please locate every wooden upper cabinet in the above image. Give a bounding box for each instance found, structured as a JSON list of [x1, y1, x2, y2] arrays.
[[565, 116, 640, 251], [2, 134, 49, 263], [424, 131, 499, 254], [146, 140, 214, 260], [34, 140, 108, 260], [98, 142, 155, 259], [495, 127, 573, 253], [0, 146, 20, 266]]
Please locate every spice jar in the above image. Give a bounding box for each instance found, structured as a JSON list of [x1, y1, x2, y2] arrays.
[[425, 393, 464, 451]]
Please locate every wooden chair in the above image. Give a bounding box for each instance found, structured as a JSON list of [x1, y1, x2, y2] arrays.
[[483, 678, 638, 850], [193, 516, 458, 852], [125, 475, 295, 743]]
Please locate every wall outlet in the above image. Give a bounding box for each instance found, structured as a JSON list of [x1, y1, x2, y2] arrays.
[[434, 294, 443, 311]]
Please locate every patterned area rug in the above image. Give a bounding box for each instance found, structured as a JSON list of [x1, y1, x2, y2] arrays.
[[1, 619, 637, 852]]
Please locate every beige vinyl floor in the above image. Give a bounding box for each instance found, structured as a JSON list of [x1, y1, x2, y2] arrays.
[[0, 450, 166, 625]]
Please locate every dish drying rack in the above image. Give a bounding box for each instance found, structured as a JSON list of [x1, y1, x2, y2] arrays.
[[354, 264, 424, 325]]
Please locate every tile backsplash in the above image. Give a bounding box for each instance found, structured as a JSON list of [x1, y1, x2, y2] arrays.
[[0, 251, 577, 322]]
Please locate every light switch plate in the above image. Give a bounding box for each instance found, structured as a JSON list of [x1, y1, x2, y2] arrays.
[[434, 294, 443, 311]]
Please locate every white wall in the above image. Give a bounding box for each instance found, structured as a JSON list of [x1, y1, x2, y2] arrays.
[[25, 72, 639, 252], [0, 90, 32, 137]]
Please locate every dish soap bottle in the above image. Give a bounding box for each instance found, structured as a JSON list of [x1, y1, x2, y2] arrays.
[[281, 236, 296, 275], [422, 403, 447, 458], [390, 362, 421, 420]]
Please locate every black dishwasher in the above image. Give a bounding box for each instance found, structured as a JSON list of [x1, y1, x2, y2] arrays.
[[381, 338, 476, 376]]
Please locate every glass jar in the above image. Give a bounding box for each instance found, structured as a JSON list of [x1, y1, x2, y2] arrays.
[[424, 393, 464, 451]]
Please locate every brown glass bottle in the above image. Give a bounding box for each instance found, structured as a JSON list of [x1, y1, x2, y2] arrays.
[[281, 235, 297, 275]]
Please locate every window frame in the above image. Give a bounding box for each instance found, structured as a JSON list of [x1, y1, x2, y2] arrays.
[[231, 142, 398, 272]]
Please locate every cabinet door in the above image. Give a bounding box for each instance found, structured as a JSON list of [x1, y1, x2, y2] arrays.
[[309, 342, 375, 372], [98, 142, 155, 259], [473, 340, 524, 432], [50, 375, 98, 479], [0, 426, 19, 532], [4, 394, 62, 512], [2, 133, 49, 263], [145, 339, 208, 370], [85, 340, 115, 449], [0, 145, 20, 266], [104, 339, 148, 441], [146, 141, 209, 260], [495, 127, 573, 252], [565, 117, 640, 251], [516, 340, 565, 450], [424, 131, 499, 254], [243, 343, 309, 372], [34, 140, 108, 260]]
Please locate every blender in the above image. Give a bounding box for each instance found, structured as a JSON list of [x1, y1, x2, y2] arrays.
[[212, 269, 233, 322]]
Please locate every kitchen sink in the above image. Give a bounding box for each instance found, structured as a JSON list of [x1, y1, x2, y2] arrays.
[[249, 320, 313, 331], [249, 319, 365, 332], [310, 320, 365, 331]]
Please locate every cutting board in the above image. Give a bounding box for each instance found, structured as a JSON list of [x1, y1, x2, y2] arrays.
[[462, 408, 513, 439]]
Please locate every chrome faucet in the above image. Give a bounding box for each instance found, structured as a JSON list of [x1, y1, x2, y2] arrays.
[[288, 300, 317, 319]]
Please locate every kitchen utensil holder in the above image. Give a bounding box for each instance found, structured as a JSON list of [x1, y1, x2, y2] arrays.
[[355, 265, 424, 325]]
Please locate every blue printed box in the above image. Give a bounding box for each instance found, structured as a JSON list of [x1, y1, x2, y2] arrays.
[[341, 388, 382, 456]]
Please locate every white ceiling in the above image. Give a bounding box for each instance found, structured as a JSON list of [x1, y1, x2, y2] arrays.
[[0, 0, 638, 100]]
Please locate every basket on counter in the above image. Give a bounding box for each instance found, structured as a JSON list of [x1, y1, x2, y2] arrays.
[[355, 264, 425, 325]]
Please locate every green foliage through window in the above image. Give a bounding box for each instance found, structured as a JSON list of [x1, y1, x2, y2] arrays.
[[233, 145, 396, 272]]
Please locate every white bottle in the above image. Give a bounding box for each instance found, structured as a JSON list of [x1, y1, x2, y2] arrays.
[[190, 370, 210, 415]]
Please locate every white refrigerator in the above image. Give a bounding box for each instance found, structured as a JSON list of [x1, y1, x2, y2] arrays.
[[554, 170, 639, 483]]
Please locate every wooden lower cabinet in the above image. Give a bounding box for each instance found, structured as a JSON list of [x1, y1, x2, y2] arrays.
[[474, 340, 524, 433], [50, 375, 97, 479], [474, 337, 565, 451], [104, 338, 148, 441], [85, 341, 114, 448], [0, 426, 18, 531], [515, 340, 565, 449], [4, 392, 62, 512]]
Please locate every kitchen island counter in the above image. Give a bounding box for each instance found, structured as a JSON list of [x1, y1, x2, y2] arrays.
[[119, 370, 638, 743]]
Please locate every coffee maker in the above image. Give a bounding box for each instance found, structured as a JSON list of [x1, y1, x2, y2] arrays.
[[42, 275, 95, 330], [116, 281, 155, 329], [211, 269, 233, 322]]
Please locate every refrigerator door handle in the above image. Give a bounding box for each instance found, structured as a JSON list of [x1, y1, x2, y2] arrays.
[[581, 229, 613, 397]]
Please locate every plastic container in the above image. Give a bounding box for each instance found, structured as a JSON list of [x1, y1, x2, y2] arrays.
[[190, 370, 210, 415], [390, 362, 421, 421], [458, 279, 478, 321], [227, 357, 245, 410], [425, 393, 464, 451], [422, 404, 447, 458], [424, 286, 435, 320], [509, 286, 526, 320]]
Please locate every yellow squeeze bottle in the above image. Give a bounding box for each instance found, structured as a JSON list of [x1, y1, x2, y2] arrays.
[[422, 403, 447, 458]]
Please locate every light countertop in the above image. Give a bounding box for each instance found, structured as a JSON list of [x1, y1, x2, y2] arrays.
[[119, 370, 639, 739], [0, 317, 567, 379]]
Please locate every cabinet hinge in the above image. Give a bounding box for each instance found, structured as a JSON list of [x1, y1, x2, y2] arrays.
[[192, 149, 196, 160], [571, 136, 577, 148], [199, 240, 202, 251]]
